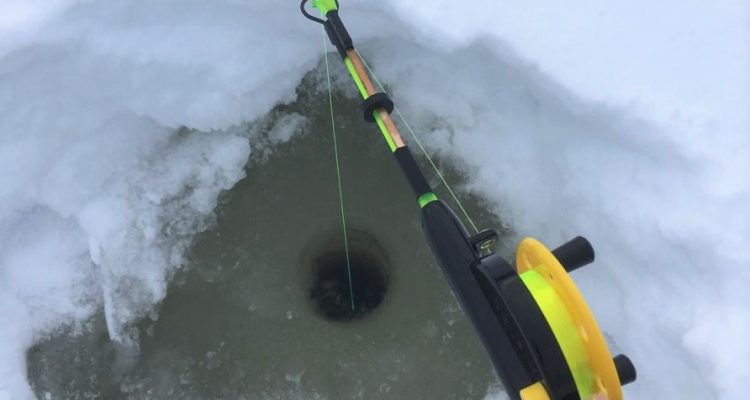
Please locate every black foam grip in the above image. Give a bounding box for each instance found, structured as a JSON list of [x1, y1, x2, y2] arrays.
[[394, 147, 431, 196], [324, 11, 353, 59]]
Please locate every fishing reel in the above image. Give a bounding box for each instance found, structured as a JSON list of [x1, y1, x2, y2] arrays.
[[422, 200, 636, 400]]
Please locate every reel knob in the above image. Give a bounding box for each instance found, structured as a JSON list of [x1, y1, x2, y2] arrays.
[[552, 236, 595, 273], [613, 354, 637, 386]]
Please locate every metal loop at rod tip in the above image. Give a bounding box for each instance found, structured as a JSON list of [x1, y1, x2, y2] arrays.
[[300, 0, 326, 24], [300, 0, 341, 24]]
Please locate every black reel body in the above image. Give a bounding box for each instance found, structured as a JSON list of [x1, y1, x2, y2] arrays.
[[421, 200, 635, 400]]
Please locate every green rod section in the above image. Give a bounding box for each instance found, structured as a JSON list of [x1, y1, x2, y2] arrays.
[[344, 58, 368, 98], [374, 113, 398, 152]]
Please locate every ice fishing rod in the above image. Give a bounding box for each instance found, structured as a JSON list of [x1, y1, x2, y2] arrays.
[[301, 1, 637, 399]]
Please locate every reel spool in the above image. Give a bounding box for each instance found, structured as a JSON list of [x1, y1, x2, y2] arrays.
[[514, 237, 636, 400]]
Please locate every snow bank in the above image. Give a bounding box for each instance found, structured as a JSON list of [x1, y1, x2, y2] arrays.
[[367, 2, 749, 398], [0, 1, 317, 398]]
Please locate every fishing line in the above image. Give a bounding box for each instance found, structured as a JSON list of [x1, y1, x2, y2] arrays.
[[323, 30, 355, 311], [354, 49, 480, 234]]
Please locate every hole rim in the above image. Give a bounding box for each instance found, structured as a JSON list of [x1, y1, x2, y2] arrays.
[[300, 228, 392, 323]]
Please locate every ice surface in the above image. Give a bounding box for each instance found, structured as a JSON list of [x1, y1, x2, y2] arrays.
[[1, 0, 748, 399]]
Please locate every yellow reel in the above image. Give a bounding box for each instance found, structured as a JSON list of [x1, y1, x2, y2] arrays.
[[516, 238, 623, 400]]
